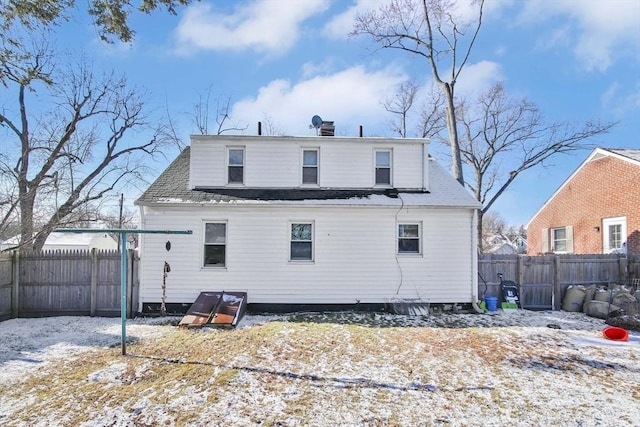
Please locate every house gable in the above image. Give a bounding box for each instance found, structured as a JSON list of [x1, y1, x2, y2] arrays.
[[526, 148, 640, 255]]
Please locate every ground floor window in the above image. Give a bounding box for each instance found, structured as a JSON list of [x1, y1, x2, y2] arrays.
[[398, 223, 421, 254], [204, 222, 226, 267], [290, 222, 313, 261]]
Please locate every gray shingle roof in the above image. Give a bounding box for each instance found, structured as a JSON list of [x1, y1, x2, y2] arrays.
[[605, 148, 640, 163], [135, 146, 482, 209]]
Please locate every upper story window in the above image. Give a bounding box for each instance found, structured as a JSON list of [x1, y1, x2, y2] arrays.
[[302, 149, 319, 185], [290, 222, 314, 261], [552, 227, 567, 252], [398, 223, 421, 254], [227, 148, 244, 184], [204, 222, 226, 267], [375, 150, 391, 186]]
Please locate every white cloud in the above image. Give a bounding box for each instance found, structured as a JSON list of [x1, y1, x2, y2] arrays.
[[173, 0, 329, 56], [323, 0, 387, 39], [455, 60, 504, 96], [230, 65, 407, 135], [518, 0, 640, 72]]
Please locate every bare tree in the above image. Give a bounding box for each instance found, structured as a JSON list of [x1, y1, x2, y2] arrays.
[[383, 80, 419, 137], [353, 0, 485, 185], [190, 86, 247, 135], [0, 42, 178, 251], [447, 83, 614, 248]]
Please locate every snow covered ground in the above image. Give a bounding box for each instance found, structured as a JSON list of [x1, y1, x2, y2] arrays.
[[0, 310, 638, 426]]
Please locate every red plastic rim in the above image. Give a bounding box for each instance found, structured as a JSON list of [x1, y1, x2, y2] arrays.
[[602, 326, 629, 342]]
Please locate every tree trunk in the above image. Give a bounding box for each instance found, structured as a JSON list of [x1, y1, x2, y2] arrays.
[[441, 82, 464, 186]]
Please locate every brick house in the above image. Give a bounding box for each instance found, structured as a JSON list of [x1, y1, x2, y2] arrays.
[[526, 148, 640, 256]]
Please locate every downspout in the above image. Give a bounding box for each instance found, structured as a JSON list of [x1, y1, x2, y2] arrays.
[[470, 208, 485, 314]]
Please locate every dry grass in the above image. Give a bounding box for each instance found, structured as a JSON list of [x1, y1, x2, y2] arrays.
[[1, 312, 639, 426]]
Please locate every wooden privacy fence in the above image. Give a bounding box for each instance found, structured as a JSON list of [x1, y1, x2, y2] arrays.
[[478, 254, 639, 311], [1, 252, 638, 319], [0, 249, 139, 321]]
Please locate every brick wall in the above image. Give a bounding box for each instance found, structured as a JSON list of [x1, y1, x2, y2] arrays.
[[527, 155, 640, 255]]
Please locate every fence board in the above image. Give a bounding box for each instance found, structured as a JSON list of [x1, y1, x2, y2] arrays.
[[0, 254, 12, 320]]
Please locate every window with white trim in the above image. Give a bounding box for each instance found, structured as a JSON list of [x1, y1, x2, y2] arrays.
[[290, 222, 313, 261], [603, 216, 627, 253], [398, 223, 421, 254], [302, 149, 318, 185], [542, 226, 573, 253], [375, 150, 391, 186], [204, 222, 226, 267], [227, 148, 244, 184]]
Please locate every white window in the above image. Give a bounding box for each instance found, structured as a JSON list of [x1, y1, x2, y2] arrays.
[[375, 150, 391, 186], [204, 222, 226, 267], [398, 223, 421, 254], [543, 226, 573, 253], [302, 149, 319, 185], [290, 222, 313, 261], [603, 216, 627, 253], [227, 148, 244, 184]]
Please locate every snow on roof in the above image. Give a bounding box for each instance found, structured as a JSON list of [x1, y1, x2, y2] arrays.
[[135, 147, 481, 209], [2, 232, 111, 247]]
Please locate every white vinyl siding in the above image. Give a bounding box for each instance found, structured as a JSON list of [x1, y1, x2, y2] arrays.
[[189, 137, 427, 189], [138, 206, 475, 306]]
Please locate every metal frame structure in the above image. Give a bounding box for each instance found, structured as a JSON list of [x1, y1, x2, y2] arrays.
[[55, 228, 192, 354]]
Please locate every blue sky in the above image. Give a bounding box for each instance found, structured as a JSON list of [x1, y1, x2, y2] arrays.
[[52, 0, 639, 227]]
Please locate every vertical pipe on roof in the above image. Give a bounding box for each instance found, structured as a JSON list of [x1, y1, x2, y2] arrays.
[[359, 125, 363, 137], [258, 121, 262, 136]]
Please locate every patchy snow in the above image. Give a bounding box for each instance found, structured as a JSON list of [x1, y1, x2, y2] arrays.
[[1, 311, 639, 426]]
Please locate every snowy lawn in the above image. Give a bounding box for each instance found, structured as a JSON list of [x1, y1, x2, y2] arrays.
[[0, 310, 639, 426]]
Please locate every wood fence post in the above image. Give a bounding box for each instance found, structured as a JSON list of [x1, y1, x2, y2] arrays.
[[553, 255, 562, 311], [90, 248, 98, 316], [618, 255, 628, 284], [11, 250, 19, 318], [518, 255, 525, 309]]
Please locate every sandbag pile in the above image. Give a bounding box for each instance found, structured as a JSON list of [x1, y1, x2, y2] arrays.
[[562, 284, 638, 320]]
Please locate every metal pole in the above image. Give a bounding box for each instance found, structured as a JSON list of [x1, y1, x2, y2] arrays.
[[121, 232, 127, 355]]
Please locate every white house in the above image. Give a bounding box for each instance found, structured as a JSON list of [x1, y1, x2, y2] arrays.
[[135, 134, 482, 313], [0, 232, 118, 252]]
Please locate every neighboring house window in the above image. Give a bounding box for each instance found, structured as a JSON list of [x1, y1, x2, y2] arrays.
[[542, 226, 573, 253], [228, 148, 244, 184], [398, 223, 421, 254], [375, 150, 391, 186], [204, 222, 226, 267], [603, 216, 627, 253], [302, 149, 319, 185], [290, 222, 313, 261]]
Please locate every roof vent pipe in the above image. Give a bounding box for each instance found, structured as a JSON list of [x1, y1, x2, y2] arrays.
[[257, 121, 262, 136], [359, 125, 363, 137]]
